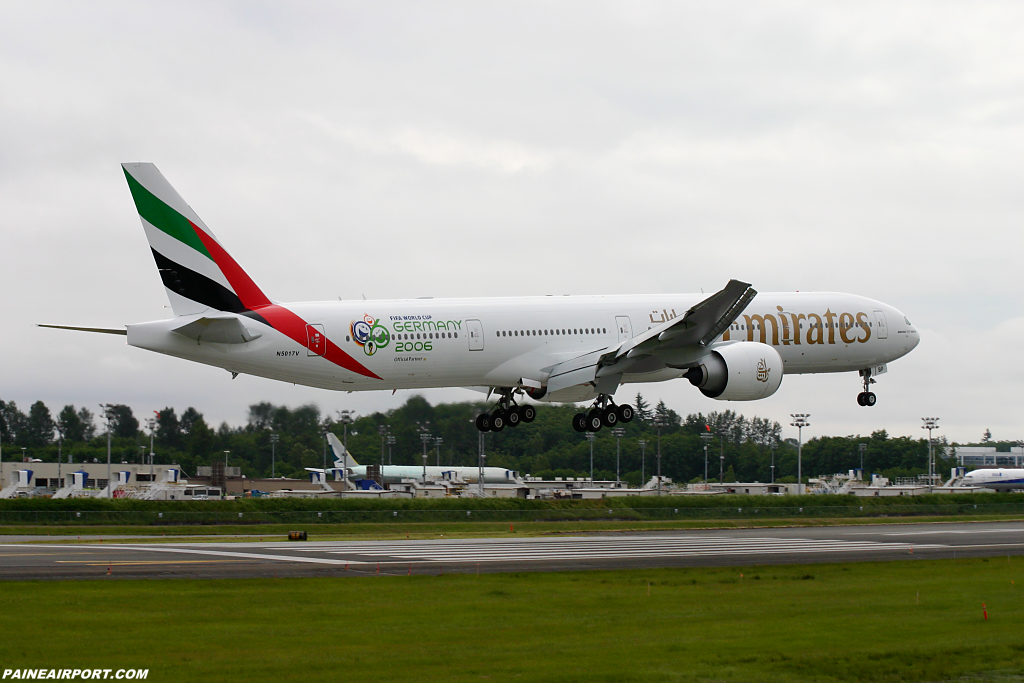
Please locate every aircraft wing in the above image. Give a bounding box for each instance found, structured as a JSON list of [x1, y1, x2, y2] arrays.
[[544, 280, 755, 395]]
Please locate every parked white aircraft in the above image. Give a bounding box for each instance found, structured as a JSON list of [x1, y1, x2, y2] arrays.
[[307, 434, 519, 485], [43, 163, 920, 432], [959, 469, 1024, 492]]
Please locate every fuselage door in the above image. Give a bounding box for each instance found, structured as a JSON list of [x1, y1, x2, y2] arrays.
[[467, 319, 484, 351], [873, 310, 888, 340], [778, 311, 793, 345], [306, 323, 326, 356], [615, 316, 633, 343]]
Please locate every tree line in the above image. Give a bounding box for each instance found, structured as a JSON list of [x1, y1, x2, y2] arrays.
[[0, 394, 953, 486]]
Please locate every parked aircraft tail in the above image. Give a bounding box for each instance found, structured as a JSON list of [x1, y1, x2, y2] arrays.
[[327, 433, 360, 468], [121, 162, 272, 317]]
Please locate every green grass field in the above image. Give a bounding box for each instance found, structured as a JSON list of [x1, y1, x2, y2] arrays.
[[1, 558, 1021, 682]]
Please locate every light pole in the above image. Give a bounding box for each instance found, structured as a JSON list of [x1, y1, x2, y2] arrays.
[[652, 417, 667, 495], [770, 437, 777, 484], [470, 418, 485, 494], [99, 404, 113, 498], [321, 430, 328, 471], [434, 436, 443, 467], [858, 443, 866, 475], [701, 431, 713, 483], [146, 414, 156, 484], [337, 409, 355, 458], [612, 427, 625, 485], [57, 431, 64, 491], [719, 430, 726, 484], [387, 435, 396, 466], [420, 431, 431, 482], [637, 439, 647, 487], [921, 417, 940, 484], [790, 414, 810, 494], [584, 432, 596, 483], [269, 433, 279, 478], [378, 424, 390, 465]]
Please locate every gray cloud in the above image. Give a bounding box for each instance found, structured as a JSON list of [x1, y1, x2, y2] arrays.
[[2, 1, 1022, 444]]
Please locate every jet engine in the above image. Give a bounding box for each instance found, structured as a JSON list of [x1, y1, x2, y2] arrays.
[[684, 342, 783, 401]]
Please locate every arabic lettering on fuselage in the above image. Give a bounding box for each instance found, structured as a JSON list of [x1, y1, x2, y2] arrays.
[[649, 309, 679, 324], [723, 308, 873, 345]]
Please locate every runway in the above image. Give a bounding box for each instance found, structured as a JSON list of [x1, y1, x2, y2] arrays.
[[1, 521, 1022, 580]]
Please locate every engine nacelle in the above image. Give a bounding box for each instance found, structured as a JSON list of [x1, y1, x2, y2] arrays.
[[684, 342, 783, 401]]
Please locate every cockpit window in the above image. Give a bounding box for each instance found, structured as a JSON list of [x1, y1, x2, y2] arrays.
[[904, 317, 912, 325]]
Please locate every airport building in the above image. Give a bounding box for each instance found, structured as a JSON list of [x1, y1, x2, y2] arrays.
[[955, 446, 1024, 469]]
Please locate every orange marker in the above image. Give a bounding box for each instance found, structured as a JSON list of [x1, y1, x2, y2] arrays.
[[983, 602, 988, 620]]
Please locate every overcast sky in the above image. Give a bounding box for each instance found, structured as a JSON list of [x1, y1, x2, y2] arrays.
[[2, 1, 1022, 445]]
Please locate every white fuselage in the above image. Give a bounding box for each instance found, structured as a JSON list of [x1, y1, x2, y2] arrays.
[[126, 292, 919, 400], [960, 469, 1024, 491], [346, 465, 519, 485]]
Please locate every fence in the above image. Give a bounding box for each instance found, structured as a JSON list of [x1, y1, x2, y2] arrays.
[[2, 501, 1024, 526]]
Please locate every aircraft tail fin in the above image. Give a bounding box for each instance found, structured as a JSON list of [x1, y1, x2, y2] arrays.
[[327, 433, 359, 468], [121, 162, 272, 317]]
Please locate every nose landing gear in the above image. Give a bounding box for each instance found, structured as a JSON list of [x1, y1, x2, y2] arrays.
[[857, 369, 877, 406], [572, 396, 635, 432]]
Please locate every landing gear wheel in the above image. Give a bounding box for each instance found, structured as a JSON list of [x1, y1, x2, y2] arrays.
[[586, 409, 604, 432], [864, 392, 876, 406], [520, 405, 536, 423], [601, 407, 619, 428], [490, 412, 506, 431], [572, 413, 588, 432], [505, 406, 522, 428], [616, 404, 634, 423], [476, 414, 491, 432], [857, 392, 866, 406]]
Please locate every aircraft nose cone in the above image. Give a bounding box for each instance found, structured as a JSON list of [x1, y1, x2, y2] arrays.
[[908, 330, 920, 352]]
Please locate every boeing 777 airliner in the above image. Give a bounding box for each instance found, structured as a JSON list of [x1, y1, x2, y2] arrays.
[[43, 163, 920, 433]]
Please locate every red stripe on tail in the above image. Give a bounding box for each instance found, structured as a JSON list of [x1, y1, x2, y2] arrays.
[[189, 221, 381, 380]]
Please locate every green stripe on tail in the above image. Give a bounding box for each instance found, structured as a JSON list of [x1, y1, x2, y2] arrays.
[[123, 168, 212, 260]]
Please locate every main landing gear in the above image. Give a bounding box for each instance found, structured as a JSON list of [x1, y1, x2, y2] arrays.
[[572, 395, 635, 433], [857, 369, 877, 407], [475, 389, 537, 432]]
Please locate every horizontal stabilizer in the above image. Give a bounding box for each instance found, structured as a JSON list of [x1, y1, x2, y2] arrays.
[[38, 324, 127, 336], [172, 315, 262, 344]]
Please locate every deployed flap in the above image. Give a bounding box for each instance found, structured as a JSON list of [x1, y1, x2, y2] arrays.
[[545, 346, 614, 395], [172, 315, 262, 344]]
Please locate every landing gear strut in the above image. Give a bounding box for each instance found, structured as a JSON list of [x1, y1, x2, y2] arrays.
[[475, 389, 537, 432], [572, 395, 635, 433], [857, 369, 877, 407]]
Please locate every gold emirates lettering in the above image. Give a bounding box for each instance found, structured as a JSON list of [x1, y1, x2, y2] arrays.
[[722, 311, 873, 345]]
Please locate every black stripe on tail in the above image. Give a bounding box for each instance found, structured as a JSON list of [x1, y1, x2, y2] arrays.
[[151, 249, 246, 314]]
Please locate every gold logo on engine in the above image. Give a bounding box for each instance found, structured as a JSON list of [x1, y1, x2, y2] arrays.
[[756, 358, 770, 382]]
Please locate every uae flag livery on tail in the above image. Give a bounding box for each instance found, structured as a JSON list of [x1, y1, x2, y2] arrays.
[[121, 163, 380, 380]]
